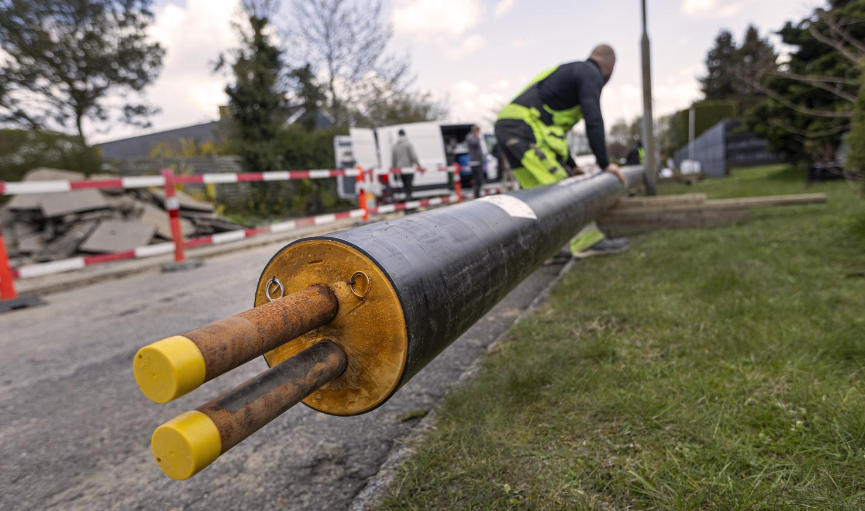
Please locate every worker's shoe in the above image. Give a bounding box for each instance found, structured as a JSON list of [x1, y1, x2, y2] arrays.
[[575, 237, 630, 259]]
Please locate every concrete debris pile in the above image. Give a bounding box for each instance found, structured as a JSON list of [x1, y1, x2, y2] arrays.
[[1, 168, 244, 266]]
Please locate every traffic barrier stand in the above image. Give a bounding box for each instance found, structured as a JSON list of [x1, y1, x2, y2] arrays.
[[453, 163, 463, 201], [0, 219, 44, 314], [355, 166, 370, 221], [160, 169, 204, 273]]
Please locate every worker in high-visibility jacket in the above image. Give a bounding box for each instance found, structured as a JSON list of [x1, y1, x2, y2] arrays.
[[494, 44, 630, 258]]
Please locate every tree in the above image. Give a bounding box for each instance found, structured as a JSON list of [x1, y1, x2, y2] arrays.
[[217, 0, 287, 172], [701, 31, 739, 101], [739, 0, 864, 162], [353, 88, 447, 128], [0, 129, 102, 185], [288, 0, 415, 126], [700, 26, 775, 109], [0, 0, 164, 146], [288, 63, 327, 131]]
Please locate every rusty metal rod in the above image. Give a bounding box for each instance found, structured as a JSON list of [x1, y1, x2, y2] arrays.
[[151, 339, 348, 480], [134, 285, 339, 403]]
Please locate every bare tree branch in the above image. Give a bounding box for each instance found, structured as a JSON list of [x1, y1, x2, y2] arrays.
[[769, 119, 851, 138], [769, 71, 859, 103], [818, 8, 865, 57], [808, 22, 863, 65], [768, 70, 860, 86], [737, 69, 854, 118]]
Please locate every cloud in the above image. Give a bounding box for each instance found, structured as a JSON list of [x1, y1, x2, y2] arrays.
[[681, 0, 756, 18], [447, 80, 511, 128], [392, 0, 484, 36], [95, 0, 238, 142], [494, 0, 516, 17], [446, 34, 487, 59]]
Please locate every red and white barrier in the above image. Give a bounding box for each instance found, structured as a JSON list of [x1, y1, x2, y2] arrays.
[[1, 164, 498, 284], [0, 166, 454, 195], [11, 209, 367, 280]]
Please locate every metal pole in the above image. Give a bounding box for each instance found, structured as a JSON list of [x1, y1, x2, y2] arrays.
[[641, 0, 658, 195], [689, 107, 696, 162]]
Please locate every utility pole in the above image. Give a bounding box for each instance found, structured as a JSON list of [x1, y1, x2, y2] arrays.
[[689, 106, 696, 161], [641, 0, 658, 195]]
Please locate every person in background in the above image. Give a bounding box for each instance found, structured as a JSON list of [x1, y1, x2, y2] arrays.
[[392, 129, 420, 201], [626, 139, 644, 166], [465, 125, 486, 198]]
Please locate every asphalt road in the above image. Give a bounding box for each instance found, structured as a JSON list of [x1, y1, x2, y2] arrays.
[[0, 236, 564, 510]]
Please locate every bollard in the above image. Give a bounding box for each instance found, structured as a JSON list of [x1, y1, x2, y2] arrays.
[[160, 169, 203, 272], [0, 219, 43, 313]]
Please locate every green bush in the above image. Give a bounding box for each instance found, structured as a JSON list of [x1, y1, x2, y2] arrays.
[[0, 129, 102, 182]]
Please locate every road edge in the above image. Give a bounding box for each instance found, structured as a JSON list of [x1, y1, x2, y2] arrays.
[[347, 258, 578, 511]]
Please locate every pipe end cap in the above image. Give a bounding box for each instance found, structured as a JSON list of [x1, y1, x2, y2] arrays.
[[152, 411, 222, 480], [134, 336, 205, 403]]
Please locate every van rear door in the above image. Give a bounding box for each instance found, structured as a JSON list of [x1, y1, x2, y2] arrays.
[[377, 122, 449, 199]]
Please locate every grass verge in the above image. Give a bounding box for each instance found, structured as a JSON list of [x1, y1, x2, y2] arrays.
[[379, 165, 865, 510]]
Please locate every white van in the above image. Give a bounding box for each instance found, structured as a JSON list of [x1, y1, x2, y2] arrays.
[[335, 121, 500, 201]]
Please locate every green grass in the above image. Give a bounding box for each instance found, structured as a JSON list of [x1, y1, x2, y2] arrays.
[[379, 165, 865, 510]]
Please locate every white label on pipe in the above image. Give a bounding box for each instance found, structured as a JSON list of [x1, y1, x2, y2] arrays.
[[479, 195, 537, 220], [344, 169, 361, 177], [17, 257, 86, 278], [309, 170, 332, 179], [376, 205, 396, 214], [404, 201, 421, 210], [164, 197, 180, 210], [349, 209, 366, 218], [427, 197, 443, 206]]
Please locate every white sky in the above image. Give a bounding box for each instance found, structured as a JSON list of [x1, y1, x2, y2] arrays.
[[94, 0, 819, 143]]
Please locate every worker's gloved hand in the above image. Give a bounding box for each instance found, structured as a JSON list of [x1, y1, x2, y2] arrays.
[[605, 163, 626, 185]]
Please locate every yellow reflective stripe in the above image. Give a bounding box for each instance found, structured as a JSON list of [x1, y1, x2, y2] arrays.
[[497, 103, 531, 121]]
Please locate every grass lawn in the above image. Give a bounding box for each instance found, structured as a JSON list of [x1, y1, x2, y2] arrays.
[[379, 165, 865, 510]]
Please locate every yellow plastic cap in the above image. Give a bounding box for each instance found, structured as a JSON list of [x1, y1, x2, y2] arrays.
[[152, 410, 222, 480], [134, 336, 206, 403]]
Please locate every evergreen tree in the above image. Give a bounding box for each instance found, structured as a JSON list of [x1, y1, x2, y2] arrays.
[[218, 0, 287, 172], [700, 31, 738, 101]]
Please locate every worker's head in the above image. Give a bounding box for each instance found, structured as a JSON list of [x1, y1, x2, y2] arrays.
[[398, 129, 406, 137], [472, 125, 480, 135], [589, 44, 616, 84]]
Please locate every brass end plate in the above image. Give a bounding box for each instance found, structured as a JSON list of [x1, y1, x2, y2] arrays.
[[255, 240, 408, 415]]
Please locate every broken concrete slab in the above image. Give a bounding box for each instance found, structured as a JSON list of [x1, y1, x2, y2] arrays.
[[35, 220, 99, 261], [17, 234, 46, 254], [79, 220, 155, 253], [6, 168, 86, 211], [148, 188, 215, 212], [40, 189, 110, 218], [139, 203, 195, 239]]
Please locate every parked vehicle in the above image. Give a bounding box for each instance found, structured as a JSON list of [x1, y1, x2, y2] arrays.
[[335, 121, 499, 201]]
